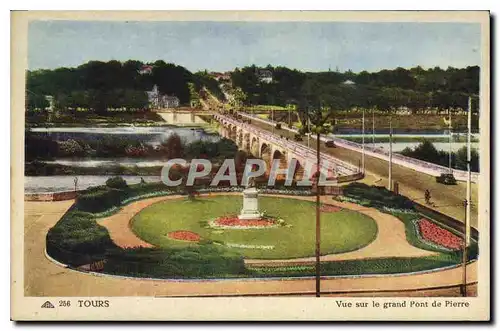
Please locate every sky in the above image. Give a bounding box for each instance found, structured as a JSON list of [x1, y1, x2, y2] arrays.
[[28, 21, 481, 73]]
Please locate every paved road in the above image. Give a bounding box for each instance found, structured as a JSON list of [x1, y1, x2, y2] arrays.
[[25, 200, 476, 297], [243, 116, 479, 228]]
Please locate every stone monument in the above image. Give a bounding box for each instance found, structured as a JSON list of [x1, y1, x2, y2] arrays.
[[238, 178, 262, 220]]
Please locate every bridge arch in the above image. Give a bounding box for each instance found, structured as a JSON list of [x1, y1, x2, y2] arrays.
[[271, 150, 289, 181], [290, 157, 304, 181], [236, 129, 244, 149], [229, 125, 237, 141], [250, 137, 260, 157], [243, 132, 251, 153], [260, 143, 272, 172]]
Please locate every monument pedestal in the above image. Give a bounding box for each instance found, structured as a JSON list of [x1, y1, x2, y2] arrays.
[[238, 187, 262, 220]]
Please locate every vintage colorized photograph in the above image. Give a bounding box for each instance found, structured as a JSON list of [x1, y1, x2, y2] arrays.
[[11, 11, 490, 321]]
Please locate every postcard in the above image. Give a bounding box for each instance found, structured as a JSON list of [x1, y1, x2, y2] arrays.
[[11, 10, 490, 321]]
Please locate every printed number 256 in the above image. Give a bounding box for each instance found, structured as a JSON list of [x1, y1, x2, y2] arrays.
[[59, 300, 71, 307]]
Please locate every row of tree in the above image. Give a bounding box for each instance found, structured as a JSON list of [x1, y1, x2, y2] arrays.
[[400, 140, 479, 172], [26, 60, 223, 114], [230, 65, 480, 113]]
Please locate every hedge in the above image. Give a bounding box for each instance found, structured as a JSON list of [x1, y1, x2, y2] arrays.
[[339, 182, 479, 258], [103, 245, 247, 278], [248, 252, 463, 278], [46, 211, 117, 266], [342, 182, 414, 210]]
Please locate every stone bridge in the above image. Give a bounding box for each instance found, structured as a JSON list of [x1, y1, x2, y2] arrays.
[[213, 113, 362, 182]]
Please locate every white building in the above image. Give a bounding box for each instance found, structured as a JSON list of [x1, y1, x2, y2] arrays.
[[342, 79, 356, 86], [146, 85, 180, 109], [138, 64, 153, 75], [257, 69, 273, 84], [161, 95, 180, 108]]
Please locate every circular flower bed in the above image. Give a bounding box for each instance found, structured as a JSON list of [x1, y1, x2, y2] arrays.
[[167, 230, 201, 242], [210, 215, 279, 229], [320, 204, 342, 213], [417, 218, 463, 250]]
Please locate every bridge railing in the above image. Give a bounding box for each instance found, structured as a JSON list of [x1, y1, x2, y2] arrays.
[[214, 113, 359, 177]]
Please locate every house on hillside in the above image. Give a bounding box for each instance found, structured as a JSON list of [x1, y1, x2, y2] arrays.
[[211, 72, 231, 82], [146, 85, 180, 109], [342, 79, 356, 86], [161, 95, 180, 108], [257, 69, 273, 83], [138, 64, 153, 75], [146, 85, 160, 108]]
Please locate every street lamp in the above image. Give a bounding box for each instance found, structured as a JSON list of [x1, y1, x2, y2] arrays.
[[388, 116, 393, 191], [306, 104, 334, 298], [461, 199, 468, 297], [73, 177, 78, 195], [372, 107, 375, 146], [362, 108, 365, 174], [271, 106, 274, 134]]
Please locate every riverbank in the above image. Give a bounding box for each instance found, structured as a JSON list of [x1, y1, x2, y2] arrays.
[[26, 109, 214, 129]]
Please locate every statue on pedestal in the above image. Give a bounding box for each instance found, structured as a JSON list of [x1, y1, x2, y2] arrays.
[[238, 177, 262, 220]]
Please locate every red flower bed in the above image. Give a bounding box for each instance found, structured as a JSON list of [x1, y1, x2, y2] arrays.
[[320, 204, 342, 213], [167, 231, 201, 242], [214, 215, 275, 228], [417, 218, 463, 250]]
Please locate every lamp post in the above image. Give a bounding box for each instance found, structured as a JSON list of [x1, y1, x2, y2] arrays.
[[315, 126, 321, 297], [372, 108, 375, 146], [388, 116, 393, 191], [362, 108, 365, 174], [462, 96, 472, 296], [307, 117, 311, 148], [306, 104, 333, 298], [288, 105, 291, 127], [448, 110, 452, 174], [271, 106, 274, 134], [466, 96, 472, 247], [461, 199, 468, 297], [73, 177, 78, 195]]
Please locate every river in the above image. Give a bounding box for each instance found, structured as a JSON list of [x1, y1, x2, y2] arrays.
[[30, 126, 218, 146]]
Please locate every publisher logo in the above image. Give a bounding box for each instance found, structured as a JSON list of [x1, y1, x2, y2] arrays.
[[41, 301, 55, 308]]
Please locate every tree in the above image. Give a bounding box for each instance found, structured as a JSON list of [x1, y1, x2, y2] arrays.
[[161, 133, 184, 159], [455, 146, 479, 172]]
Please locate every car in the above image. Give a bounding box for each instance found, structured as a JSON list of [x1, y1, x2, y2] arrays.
[[436, 173, 457, 185], [325, 140, 336, 148]]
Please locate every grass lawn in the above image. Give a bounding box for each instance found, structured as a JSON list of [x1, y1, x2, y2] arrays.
[[130, 196, 378, 259]]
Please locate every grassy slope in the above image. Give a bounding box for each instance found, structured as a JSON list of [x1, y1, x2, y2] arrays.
[[130, 196, 378, 259]]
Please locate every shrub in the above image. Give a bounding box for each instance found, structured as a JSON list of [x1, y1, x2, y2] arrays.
[[250, 253, 462, 278], [75, 187, 122, 213], [57, 139, 85, 157], [342, 182, 414, 210], [46, 210, 116, 266], [436, 173, 457, 185], [105, 176, 128, 189], [103, 245, 246, 278]]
